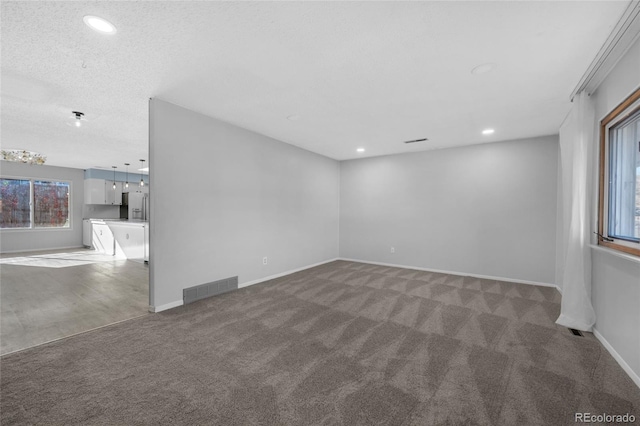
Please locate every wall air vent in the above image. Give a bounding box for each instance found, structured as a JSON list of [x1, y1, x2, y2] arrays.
[[183, 276, 239, 305], [404, 138, 428, 144]]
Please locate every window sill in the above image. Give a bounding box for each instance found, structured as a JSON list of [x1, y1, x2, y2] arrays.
[[590, 244, 640, 264], [0, 227, 73, 232]]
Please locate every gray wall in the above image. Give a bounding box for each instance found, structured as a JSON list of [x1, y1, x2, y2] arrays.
[[339, 135, 559, 284], [149, 99, 340, 309], [591, 249, 640, 379], [82, 204, 120, 220], [590, 36, 640, 380], [0, 161, 84, 252]]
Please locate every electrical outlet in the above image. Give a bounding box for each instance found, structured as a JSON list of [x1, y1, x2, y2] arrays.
[[390, 247, 395, 253], [263, 257, 268, 265]]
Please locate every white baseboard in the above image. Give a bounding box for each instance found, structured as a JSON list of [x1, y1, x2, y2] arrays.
[[338, 257, 561, 292], [149, 258, 339, 313], [239, 258, 340, 289], [593, 328, 640, 389], [149, 299, 183, 313], [147, 257, 640, 390], [0, 245, 85, 255]]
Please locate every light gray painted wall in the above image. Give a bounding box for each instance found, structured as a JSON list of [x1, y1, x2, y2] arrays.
[[82, 205, 120, 220], [0, 161, 84, 252], [339, 136, 559, 284], [591, 249, 640, 379], [590, 36, 640, 379], [555, 142, 565, 288], [149, 99, 340, 308]]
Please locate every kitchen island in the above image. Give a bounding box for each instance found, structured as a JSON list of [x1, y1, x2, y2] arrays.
[[83, 219, 148, 263]]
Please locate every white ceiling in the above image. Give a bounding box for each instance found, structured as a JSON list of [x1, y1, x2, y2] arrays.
[[0, 1, 629, 170]]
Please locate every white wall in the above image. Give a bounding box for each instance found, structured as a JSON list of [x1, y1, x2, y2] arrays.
[[339, 135, 559, 284], [590, 36, 640, 382], [149, 99, 340, 309], [0, 161, 84, 252]]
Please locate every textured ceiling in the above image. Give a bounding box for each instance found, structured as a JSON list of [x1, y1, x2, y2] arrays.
[[0, 1, 629, 170]]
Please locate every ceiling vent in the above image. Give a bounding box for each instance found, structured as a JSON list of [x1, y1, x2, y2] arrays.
[[404, 138, 428, 144]]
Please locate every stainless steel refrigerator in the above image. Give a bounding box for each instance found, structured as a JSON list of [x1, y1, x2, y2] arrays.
[[127, 191, 149, 221]]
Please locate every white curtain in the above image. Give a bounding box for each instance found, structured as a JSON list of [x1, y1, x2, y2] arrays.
[[556, 91, 596, 331]]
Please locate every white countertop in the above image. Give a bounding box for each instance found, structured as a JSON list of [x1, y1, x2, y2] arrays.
[[85, 218, 148, 225]]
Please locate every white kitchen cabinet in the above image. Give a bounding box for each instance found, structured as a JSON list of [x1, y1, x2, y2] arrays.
[[84, 179, 103, 204], [106, 181, 123, 205], [82, 219, 92, 247], [111, 223, 145, 261], [84, 179, 122, 205], [92, 222, 115, 255]]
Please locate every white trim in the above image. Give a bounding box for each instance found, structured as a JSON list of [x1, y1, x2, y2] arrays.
[[151, 257, 561, 311], [0, 227, 74, 233], [0, 175, 75, 233], [0, 312, 148, 357], [149, 299, 183, 313], [149, 258, 340, 313], [593, 328, 640, 389], [571, 0, 640, 100], [590, 244, 640, 264], [338, 257, 561, 291], [239, 258, 340, 289], [0, 245, 84, 255]]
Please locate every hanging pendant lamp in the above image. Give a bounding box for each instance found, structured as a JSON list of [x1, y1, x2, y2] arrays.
[[139, 159, 145, 187]]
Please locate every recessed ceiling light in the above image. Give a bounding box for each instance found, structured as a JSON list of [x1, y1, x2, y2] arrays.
[[287, 114, 300, 121], [83, 15, 117, 34], [482, 128, 495, 135], [471, 63, 496, 75], [357, 148, 365, 153]]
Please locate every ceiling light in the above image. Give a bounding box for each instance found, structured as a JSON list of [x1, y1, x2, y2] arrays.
[[83, 15, 117, 34], [357, 148, 365, 153], [482, 128, 495, 135], [404, 138, 428, 144], [471, 63, 496, 75], [124, 163, 130, 189], [67, 111, 86, 128], [1, 149, 46, 165], [112, 166, 117, 189], [139, 159, 145, 187]]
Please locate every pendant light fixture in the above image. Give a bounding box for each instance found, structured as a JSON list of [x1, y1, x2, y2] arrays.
[[124, 163, 130, 189], [139, 159, 145, 187], [1, 149, 46, 165], [67, 111, 86, 128], [112, 166, 117, 189]]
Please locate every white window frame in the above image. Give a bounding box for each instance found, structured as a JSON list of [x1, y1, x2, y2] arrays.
[[0, 175, 73, 231], [598, 86, 640, 257]]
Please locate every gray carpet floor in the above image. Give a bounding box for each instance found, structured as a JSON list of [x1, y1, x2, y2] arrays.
[[1, 260, 639, 425]]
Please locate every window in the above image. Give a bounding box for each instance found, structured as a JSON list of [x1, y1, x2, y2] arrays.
[[598, 86, 640, 256], [0, 178, 70, 229], [0, 179, 30, 228]]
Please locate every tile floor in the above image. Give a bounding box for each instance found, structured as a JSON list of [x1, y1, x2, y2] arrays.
[[0, 248, 149, 355]]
